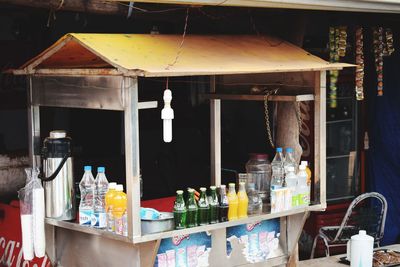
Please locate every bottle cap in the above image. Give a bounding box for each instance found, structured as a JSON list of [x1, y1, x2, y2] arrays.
[[228, 183, 235, 188], [176, 190, 183, 194], [97, 167, 105, 173], [286, 147, 293, 153], [84, 166, 92, 171], [301, 160, 308, 166], [200, 187, 206, 192], [188, 188, 194, 193], [239, 182, 245, 186], [116, 184, 124, 191], [220, 184, 226, 189], [249, 153, 268, 161], [276, 147, 283, 152], [109, 182, 117, 189], [210, 186, 216, 190], [299, 165, 306, 170]]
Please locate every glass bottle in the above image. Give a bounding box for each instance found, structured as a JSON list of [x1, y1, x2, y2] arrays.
[[198, 187, 209, 226], [218, 185, 229, 222], [245, 153, 271, 203], [209, 186, 219, 224], [237, 182, 248, 219], [186, 188, 198, 228], [173, 190, 187, 230], [247, 183, 262, 215], [227, 183, 239, 221]]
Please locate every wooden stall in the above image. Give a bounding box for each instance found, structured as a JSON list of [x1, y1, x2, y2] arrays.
[[15, 33, 352, 266]]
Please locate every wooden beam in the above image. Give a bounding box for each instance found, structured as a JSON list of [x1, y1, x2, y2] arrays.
[[0, 0, 129, 16]]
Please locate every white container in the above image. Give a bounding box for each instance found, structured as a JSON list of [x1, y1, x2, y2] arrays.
[[346, 230, 374, 267]]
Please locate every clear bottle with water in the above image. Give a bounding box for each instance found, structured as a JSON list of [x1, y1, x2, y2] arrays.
[[93, 167, 109, 228], [271, 147, 284, 188], [285, 166, 298, 208], [79, 166, 95, 226], [247, 183, 262, 215], [284, 147, 296, 175]]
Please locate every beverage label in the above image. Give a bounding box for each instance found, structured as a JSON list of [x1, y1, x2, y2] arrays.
[[122, 213, 128, 236], [79, 209, 93, 226], [115, 217, 124, 235], [91, 212, 107, 228], [107, 212, 115, 232], [299, 193, 310, 206]]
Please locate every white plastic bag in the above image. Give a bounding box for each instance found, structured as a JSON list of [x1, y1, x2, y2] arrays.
[[18, 167, 46, 260]]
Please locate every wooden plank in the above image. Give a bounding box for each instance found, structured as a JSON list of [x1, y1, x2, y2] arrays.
[[287, 212, 309, 267], [15, 68, 122, 76], [314, 71, 327, 206], [0, 0, 129, 15], [138, 101, 158, 110], [139, 240, 161, 267], [204, 93, 315, 102]]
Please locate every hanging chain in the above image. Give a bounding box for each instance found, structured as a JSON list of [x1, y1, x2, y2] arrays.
[[264, 88, 303, 149], [263, 88, 279, 148], [295, 102, 303, 134]]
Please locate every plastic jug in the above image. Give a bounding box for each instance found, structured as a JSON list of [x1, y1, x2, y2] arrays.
[[346, 230, 373, 267]]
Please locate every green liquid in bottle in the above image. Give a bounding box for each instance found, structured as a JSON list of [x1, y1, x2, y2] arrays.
[[186, 189, 198, 228], [198, 187, 209, 226], [173, 190, 187, 230]]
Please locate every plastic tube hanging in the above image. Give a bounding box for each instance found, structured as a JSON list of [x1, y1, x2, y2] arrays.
[[355, 27, 365, 100], [373, 27, 395, 96], [329, 26, 347, 108]]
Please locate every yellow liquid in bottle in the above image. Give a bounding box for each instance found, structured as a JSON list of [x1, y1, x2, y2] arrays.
[[227, 184, 238, 221], [306, 166, 312, 186], [237, 183, 248, 218]]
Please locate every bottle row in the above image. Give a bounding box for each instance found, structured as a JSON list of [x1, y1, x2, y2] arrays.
[[78, 166, 128, 236], [173, 182, 251, 230]]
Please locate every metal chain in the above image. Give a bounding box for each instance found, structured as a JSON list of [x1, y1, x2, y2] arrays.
[[295, 102, 303, 134], [263, 88, 278, 148], [264, 89, 303, 149]]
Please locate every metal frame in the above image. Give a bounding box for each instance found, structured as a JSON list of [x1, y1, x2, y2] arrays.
[[27, 70, 327, 267]]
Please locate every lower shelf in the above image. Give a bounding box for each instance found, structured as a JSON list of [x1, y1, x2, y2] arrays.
[[45, 203, 326, 244]]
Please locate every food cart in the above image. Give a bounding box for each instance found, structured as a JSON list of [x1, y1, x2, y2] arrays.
[[14, 33, 352, 266]]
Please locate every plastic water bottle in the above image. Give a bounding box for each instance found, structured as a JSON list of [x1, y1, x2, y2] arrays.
[[297, 165, 310, 207], [271, 147, 284, 188], [79, 166, 95, 226], [284, 147, 296, 175], [93, 167, 108, 228], [285, 166, 298, 208], [247, 183, 262, 215]]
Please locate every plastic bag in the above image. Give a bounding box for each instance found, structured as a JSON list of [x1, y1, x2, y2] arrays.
[[18, 167, 46, 260]]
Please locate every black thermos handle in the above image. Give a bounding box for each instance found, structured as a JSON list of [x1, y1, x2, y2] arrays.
[[39, 152, 70, 182]]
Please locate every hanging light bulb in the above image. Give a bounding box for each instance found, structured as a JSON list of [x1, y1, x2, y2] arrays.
[[161, 89, 174, 142]]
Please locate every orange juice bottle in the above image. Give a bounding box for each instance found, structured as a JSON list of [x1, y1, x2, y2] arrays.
[[227, 183, 238, 221], [237, 182, 248, 218], [105, 182, 117, 232], [301, 161, 312, 186], [112, 184, 127, 235]]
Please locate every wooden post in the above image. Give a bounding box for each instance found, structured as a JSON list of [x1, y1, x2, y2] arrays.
[[0, 0, 128, 15]]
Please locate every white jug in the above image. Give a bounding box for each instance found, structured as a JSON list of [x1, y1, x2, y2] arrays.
[[346, 230, 374, 267]]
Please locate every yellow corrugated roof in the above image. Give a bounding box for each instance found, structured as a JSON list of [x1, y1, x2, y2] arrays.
[[17, 33, 353, 77]]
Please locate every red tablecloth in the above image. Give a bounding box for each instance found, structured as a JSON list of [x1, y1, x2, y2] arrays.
[[141, 196, 175, 212]]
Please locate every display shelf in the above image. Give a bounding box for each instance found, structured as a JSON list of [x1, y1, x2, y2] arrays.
[[45, 204, 325, 244], [133, 204, 325, 244], [326, 119, 352, 124], [45, 218, 132, 243], [203, 93, 314, 102]]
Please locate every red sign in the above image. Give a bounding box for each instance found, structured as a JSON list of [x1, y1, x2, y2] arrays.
[[0, 201, 51, 267]]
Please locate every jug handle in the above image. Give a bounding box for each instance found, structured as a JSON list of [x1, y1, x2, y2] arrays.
[[346, 240, 351, 260], [39, 152, 70, 182]]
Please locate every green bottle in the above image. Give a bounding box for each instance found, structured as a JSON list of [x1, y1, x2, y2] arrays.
[[186, 188, 198, 228], [198, 187, 209, 226], [173, 190, 187, 230], [209, 186, 219, 224]]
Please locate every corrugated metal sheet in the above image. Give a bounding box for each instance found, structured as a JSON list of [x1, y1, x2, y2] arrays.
[[17, 33, 353, 77], [113, 0, 400, 13]]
